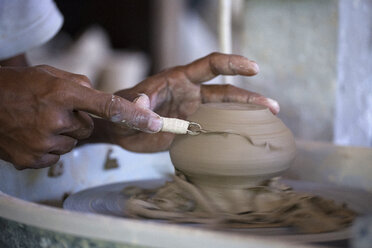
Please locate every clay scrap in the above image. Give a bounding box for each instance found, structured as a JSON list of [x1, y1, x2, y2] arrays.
[[123, 173, 356, 234]]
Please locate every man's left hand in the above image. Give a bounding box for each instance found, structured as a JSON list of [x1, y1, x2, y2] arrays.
[[91, 53, 279, 152]]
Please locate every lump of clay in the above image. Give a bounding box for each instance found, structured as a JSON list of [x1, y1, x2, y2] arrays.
[[169, 103, 296, 213]]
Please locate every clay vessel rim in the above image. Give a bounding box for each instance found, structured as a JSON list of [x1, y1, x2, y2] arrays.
[[200, 103, 268, 112]]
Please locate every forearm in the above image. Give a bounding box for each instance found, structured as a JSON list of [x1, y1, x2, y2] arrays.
[[0, 54, 29, 67]]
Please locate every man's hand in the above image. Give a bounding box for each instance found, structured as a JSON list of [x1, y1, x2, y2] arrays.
[[0, 65, 162, 169], [97, 53, 280, 152]]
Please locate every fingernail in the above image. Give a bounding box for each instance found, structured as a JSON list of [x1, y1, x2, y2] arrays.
[[251, 61, 260, 73], [133, 93, 145, 103], [133, 94, 151, 109], [147, 116, 163, 133], [267, 97, 280, 114]]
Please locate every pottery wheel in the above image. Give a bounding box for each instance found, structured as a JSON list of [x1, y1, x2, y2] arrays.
[[64, 178, 372, 243]]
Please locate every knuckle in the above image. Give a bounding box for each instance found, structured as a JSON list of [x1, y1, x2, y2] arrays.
[[74, 74, 92, 87], [209, 52, 221, 57], [12, 154, 39, 169], [167, 67, 186, 82], [35, 64, 53, 71], [47, 78, 68, 95], [209, 52, 223, 63], [36, 139, 54, 152], [53, 115, 70, 130], [37, 155, 60, 169], [106, 95, 123, 121], [40, 115, 66, 134], [158, 67, 172, 75], [34, 65, 59, 77]]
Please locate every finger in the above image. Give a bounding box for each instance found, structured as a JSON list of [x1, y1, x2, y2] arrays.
[[115, 89, 140, 102], [119, 132, 175, 153], [181, 52, 259, 85], [201, 84, 280, 115], [33, 154, 60, 169], [48, 135, 77, 155], [62, 111, 94, 139], [67, 84, 163, 133], [7, 144, 60, 169], [36, 65, 92, 88], [251, 96, 280, 115], [133, 94, 151, 109]]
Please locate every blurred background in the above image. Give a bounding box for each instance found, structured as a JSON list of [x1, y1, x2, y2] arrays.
[[27, 0, 372, 147]]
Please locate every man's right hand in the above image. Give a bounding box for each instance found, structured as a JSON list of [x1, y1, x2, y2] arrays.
[[0, 65, 162, 169]]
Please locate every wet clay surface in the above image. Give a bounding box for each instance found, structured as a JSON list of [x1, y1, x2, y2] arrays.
[[124, 103, 355, 233], [123, 173, 356, 234], [169, 103, 296, 212], [64, 178, 370, 242], [64, 103, 356, 237], [170, 103, 296, 178]]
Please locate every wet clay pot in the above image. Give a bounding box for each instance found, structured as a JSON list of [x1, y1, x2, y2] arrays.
[[169, 103, 296, 213]]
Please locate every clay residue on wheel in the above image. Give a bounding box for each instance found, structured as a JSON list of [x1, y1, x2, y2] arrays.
[[123, 103, 355, 233], [123, 173, 356, 234]]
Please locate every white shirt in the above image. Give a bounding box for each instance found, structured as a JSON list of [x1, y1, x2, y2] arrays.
[[0, 0, 63, 59]]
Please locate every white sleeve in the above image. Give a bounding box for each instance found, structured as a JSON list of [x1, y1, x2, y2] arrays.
[[0, 0, 63, 60]]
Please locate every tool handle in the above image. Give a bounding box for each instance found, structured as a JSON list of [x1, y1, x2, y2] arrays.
[[160, 117, 191, 134]]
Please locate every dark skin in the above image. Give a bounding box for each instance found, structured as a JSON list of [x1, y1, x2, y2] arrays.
[[92, 52, 280, 152], [0, 64, 162, 169], [0, 54, 28, 67], [0, 53, 279, 169]]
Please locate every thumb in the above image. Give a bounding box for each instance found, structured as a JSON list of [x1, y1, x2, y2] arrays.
[[69, 84, 163, 133]]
